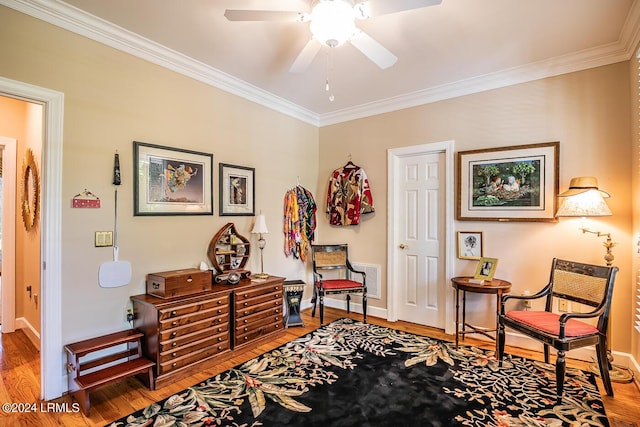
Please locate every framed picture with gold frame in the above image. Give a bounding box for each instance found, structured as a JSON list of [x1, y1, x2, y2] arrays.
[[457, 231, 483, 260], [474, 257, 498, 281], [457, 141, 559, 222]]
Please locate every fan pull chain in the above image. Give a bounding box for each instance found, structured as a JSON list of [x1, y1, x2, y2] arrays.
[[325, 47, 335, 102]]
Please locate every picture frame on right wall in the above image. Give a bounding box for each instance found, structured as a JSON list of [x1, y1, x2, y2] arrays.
[[457, 231, 483, 260], [457, 141, 559, 222]]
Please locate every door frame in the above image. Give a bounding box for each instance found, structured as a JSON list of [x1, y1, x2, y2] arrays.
[[0, 137, 17, 332], [0, 76, 64, 401], [387, 141, 456, 335]]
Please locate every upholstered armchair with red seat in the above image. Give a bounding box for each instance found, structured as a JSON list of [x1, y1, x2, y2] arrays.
[[497, 258, 618, 404], [311, 244, 367, 325]]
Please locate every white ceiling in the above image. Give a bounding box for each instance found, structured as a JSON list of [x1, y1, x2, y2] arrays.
[[5, 0, 640, 126]]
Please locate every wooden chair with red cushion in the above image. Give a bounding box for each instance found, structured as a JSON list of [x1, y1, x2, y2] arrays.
[[311, 244, 367, 325], [497, 258, 618, 404]]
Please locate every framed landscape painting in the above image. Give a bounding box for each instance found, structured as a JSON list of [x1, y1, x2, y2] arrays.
[[457, 142, 559, 222]]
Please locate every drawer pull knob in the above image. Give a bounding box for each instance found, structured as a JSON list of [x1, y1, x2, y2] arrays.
[[244, 327, 248, 332], [172, 352, 177, 357], [172, 321, 178, 326], [170, 310, 177, 317], [244, 319, 248, 324], [244, 294, 248, 298], [275, 309, 280, 313], [244, 337, 248, 340], [244, 311, 249, 315], [275, 317, 279, 320], [243, 302, 248, 306], [274, 287, 278, 290], [218, 337, 223, 341], [172, 363, 177, 367], [172, 342, 177, 347], [218, 327, 223, 332], [218, 346, 223, 350], [187, 276, 193, 282], [275, 324, 280, 328], [218, 300, 223, 304], [171, 332, 177, 338], [218, 309, 222, 314]]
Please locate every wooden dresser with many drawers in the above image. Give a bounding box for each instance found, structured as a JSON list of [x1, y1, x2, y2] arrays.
[[131, 275, 284, 389]]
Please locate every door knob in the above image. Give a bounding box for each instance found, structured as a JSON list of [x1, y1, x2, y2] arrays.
[[399, 244, 407, 249]]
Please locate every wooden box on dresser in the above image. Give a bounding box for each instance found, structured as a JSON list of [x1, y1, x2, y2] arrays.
[[131, 276, 285, 390]]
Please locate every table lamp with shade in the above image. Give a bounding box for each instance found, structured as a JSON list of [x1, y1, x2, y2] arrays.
[[556, 176, 633, 382], [251, 212, 269, 279]]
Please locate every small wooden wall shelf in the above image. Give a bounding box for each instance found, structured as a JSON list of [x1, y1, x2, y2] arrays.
[[207, 223, 250, 277]]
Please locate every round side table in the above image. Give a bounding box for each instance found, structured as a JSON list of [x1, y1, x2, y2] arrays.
[[451, 276, 511, 353]]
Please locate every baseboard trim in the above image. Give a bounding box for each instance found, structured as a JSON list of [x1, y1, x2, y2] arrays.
[[15, 317, 41, 350]]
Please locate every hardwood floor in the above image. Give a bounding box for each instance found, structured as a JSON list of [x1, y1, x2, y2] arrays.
[[1, 308, 639, 426]]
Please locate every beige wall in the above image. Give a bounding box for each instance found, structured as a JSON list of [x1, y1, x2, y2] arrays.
[[0, 7, 319, 343], [319, 62, 633, 353], [0, 97, 42, 337]]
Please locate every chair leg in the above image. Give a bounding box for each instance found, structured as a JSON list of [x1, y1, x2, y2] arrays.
[[543, 345, 550, 364], [346, 294, 351, 313], [319, 294, 325, 325], [555, 350, 566, 404], [362, 292, 367, 324], [497, 323, 505, 362], [596, 336, 614, 397], [311, 286, 318, 318]]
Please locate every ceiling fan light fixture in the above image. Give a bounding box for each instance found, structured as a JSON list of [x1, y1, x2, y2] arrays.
[[310, 0, 357, 47]]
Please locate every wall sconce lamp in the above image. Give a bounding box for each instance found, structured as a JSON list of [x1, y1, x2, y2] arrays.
[[251, 212, 269, 279], [556, 176, 634, 383], [555, 176, 614, 266]]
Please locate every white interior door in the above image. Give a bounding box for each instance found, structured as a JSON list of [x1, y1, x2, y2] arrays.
[[388, 142, 455, 331]]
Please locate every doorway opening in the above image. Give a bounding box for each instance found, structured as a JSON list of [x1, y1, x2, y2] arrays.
[[0, 76, 64, 401]]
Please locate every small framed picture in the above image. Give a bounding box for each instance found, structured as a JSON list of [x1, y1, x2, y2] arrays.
[[219, 163, 255, 216], [457, 231, 483, 260], [474, 257, 498, 281]]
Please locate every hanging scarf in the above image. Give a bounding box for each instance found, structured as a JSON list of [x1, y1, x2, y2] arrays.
[[283, 186, 316, 261]]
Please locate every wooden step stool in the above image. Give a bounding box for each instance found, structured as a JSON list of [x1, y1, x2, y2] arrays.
[[64, 329, 154, 416]]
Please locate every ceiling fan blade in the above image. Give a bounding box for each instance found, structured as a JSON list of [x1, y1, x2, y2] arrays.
[[349, 31, 397, 69], [357, 0, 442, 18], [289, 39, 322, 73], [224, 10, 304, 22]]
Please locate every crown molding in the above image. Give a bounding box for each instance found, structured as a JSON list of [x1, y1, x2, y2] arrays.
[[0, 0, 320, 126], [3, 0, 639, 128]]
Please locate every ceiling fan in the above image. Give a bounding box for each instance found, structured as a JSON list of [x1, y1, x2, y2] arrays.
[[224, 0, 442, 73]]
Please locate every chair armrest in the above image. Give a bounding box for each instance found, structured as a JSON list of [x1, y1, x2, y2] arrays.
[[500, 284, 551, 314], [346, 260, 366, 280]]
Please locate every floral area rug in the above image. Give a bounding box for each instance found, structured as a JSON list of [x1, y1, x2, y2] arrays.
[[107, 318, 609, 427]]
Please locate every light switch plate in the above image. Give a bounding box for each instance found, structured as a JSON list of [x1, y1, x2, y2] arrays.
[[95, 231, 113, 247]]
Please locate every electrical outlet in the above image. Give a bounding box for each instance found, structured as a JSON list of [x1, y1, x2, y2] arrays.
[[558, 299, 569, 312], [522, 299, 532, 310]]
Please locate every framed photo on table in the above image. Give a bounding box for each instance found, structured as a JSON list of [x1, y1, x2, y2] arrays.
[[457, 142, 559, 222], [457, 231, 483, 260], [133, 141, 213, 216], [219, 163, 255, 216], [474, 257, 499, 281]]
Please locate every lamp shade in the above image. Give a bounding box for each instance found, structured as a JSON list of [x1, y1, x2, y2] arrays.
[[251, 214, 269, 234]]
